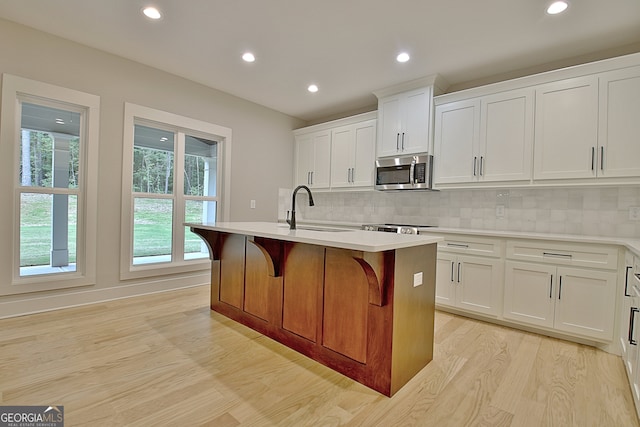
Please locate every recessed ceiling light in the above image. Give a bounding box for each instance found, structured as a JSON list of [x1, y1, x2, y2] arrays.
[[546, 1, 568, 15], [143, 6, 162, 20], [308, 84, 319, 93], [242, 52, 256, 63], [396, 52, 410, 63]]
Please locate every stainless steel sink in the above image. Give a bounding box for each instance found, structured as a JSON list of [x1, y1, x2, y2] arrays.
[[279, 225, 353, 232]]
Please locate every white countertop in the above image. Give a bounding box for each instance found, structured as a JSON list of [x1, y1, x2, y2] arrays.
[[285, 220, 640, 256], [416, 227, 640, 256], [187, 222, 442, 252]]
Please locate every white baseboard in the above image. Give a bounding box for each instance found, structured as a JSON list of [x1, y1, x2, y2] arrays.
[[0, 272, 210, 319]]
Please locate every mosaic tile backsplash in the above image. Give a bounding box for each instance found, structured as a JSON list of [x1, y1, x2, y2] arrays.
[[279, 186, 640, 238]]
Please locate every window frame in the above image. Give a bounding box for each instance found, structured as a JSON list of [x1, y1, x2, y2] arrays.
[[120, 103, 231, 280], [0, 74, 100, 295]]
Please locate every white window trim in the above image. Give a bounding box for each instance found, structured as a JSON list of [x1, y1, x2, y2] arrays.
[[120, 103, 232, 280], [0, 74, 100, 295]]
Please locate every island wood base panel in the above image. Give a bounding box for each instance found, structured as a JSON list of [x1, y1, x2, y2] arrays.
[[191, 228, 437, 396]]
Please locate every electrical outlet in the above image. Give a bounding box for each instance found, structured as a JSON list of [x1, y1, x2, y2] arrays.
[[496, 205, 505, 218], [630, 206, 640, 221], [413, 272, 423, 287]]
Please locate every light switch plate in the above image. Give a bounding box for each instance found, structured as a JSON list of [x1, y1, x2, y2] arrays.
[[630, 206, 640, 221], [496, 205, 505, 218]]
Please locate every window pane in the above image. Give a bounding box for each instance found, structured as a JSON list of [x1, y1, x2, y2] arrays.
[[184, 200, 216, 260], [184, 135, 217, 196], [133, 125, 175, 194], [20, 193, 77, 276], [20, 102, 81, 189], [133, 197, 173, 265]]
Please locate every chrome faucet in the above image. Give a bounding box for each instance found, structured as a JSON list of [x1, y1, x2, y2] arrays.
[[287, 185, 315, 230]]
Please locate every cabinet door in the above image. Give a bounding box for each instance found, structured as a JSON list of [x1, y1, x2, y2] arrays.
[[352, 120, 376, 187], [503, 261, 555, 328], [433, 99, 480, 184], [632, 292, 640, 404], [401, 87, 432, 154], [295, 134, 313, 186], [311, 130, 331, 188], [377, 95, 402, 157], [457, 255, 503, 316], [623, 293, 639, 381], [480, 89, 534, 182], [621, 251, 636, 369], [554, 267, 617, 340], [533, 76, 598, 180], [598, 66, 640, 178], [435, 253, 457, 308], [330, 125, 354, 188]]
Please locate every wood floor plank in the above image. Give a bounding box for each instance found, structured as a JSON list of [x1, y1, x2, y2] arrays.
[[0, 285, 638, 426]]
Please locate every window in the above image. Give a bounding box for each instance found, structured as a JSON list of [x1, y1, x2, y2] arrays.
[[0, 74, 99, 295], [121, 103, 231, 279]]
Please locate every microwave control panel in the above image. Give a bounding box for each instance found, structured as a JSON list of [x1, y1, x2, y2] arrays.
[[414, 162, 426, 183]]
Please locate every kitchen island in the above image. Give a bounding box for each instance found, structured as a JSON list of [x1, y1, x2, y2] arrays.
[[188, 222, 441, 396]]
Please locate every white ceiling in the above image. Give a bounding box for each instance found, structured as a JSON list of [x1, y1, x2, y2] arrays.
[[1, 0, 639, 122]]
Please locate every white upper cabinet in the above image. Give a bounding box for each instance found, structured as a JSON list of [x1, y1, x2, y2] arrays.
[[330, 119, 376, 188], [434, 88, 533, 185], [533, 76, 599, 180], [433, 99, 479, 184], [294, 129, 331, 189], [377, 87, 433, 157], [374, 76, 446, 158], [598, 66, 640, 178], [433, 52, 640, 187], [294, 112, 376, 191], [480, 89, 534, 182]]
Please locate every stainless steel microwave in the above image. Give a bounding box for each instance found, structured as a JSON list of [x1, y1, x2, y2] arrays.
[[375, 154, 434, 191]]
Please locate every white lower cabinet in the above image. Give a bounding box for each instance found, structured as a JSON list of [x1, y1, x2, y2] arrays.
[[433, 234, 622, 346], [435, 253, 503, 317], [620, 252, 640, 419], [624, 286, 640, 406], [620, 251, 636, 370], [504, 260, 617, 341]]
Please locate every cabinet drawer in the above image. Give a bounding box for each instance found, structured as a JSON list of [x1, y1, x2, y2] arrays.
[[506, 240, 618, 270], [434, 234, 503, 258]]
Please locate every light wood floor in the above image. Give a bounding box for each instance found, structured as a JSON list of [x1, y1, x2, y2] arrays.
[[1, 285, 638, 427]]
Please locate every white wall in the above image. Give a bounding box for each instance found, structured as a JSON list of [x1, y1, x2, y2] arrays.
[[0, 19, 304, 316]]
